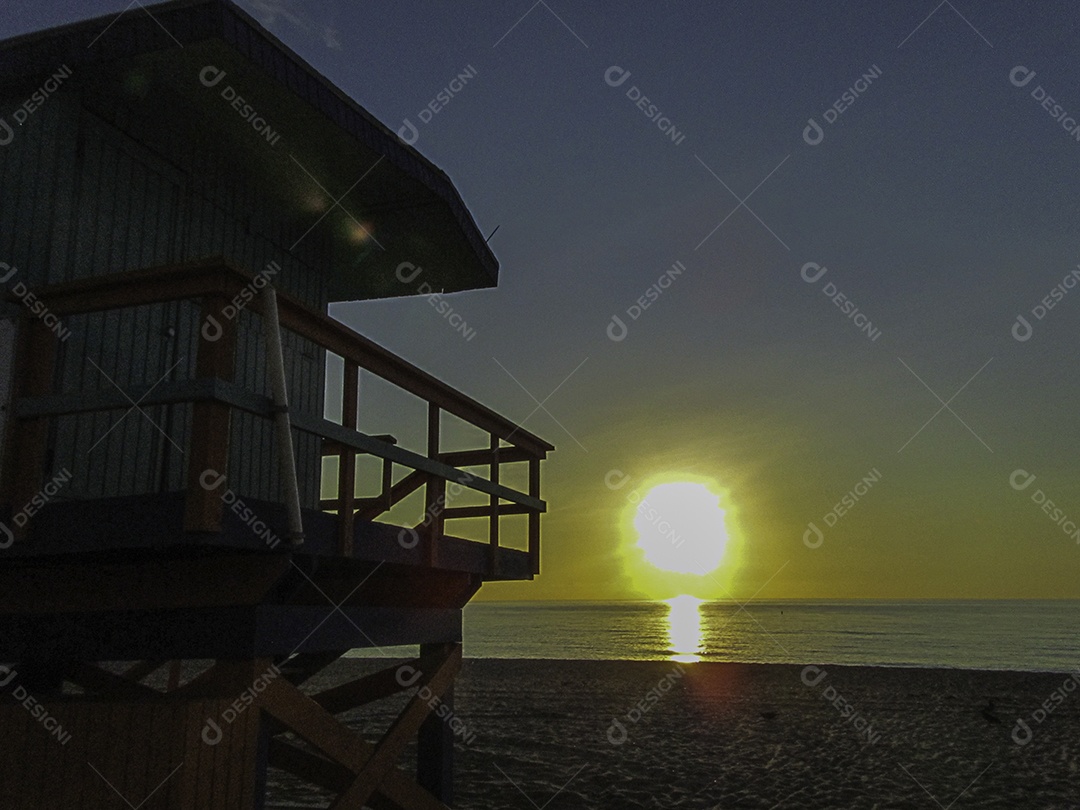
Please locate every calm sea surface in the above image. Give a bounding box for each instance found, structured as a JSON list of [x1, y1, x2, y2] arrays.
[[444, 600, 1080, 672]]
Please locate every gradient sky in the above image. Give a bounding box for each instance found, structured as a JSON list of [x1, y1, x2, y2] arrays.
[[6, 0, 1080, 601]]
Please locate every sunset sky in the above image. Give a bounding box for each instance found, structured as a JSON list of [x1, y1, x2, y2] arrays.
[[6, 0, 1080, 601]]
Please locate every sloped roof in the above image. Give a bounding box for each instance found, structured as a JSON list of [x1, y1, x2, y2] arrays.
[[0, 0, 498, 301]]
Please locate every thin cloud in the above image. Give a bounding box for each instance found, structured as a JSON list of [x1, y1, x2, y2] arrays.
[[240, 0, 343, 50], [321, 25, 342, 50]]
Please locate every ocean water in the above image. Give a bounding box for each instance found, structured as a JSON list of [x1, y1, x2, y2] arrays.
[[454, 599, 1080, 673]]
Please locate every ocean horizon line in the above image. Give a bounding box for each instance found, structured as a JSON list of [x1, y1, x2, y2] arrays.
[[470, 596, 1080, 604]]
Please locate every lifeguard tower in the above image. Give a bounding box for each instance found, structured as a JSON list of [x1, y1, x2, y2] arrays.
[[0, 2, 551, 807]]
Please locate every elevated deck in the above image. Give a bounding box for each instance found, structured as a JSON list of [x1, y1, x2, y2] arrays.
[[0, 495, 531, 661], [15, 491, 537, 578], [0, 259, 552, 659], [0, 260, 552, 808], [2, 258, 551, 563]]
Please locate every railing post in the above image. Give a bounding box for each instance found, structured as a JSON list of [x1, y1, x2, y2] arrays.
[[425, 403, 444, 566], [381, 457, 393, 512], [261, 286, 305, 546], [338, 362, 358, 556], [489, 435, 500, 577], [184, 294, 236, 534], [2, 316, 57, 544], [529, 456, 541, 574]]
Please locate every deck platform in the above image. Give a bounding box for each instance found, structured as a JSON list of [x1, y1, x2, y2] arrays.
[[0, 491, 537, 662], [3, 492, 536, 579]]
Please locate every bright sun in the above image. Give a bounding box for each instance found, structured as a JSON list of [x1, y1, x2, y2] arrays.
[[633, 482, 729, 576]]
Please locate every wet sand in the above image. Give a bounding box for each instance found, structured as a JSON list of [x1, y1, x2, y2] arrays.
[[269, 658, 1080, 808]]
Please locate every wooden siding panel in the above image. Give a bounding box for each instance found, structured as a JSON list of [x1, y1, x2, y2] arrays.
[[0, 98, 67, 285], [48, 95, 81, 285], [19, 97, 328, 511], [29, 97, 61, 283], [0, 698, 258, 810]]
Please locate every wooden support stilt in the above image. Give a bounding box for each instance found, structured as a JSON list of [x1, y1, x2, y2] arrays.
[[417, 642, 457, 804], [253, 708, 272, 810], [1, 625, 473, 806]]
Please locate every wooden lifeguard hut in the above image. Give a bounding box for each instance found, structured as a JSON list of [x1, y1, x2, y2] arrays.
[[0, 2, 551, 807]]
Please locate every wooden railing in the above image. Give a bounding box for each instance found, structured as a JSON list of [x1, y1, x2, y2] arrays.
[[1, 259, 552, 573]]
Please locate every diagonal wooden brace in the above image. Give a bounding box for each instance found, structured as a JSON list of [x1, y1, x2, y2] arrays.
[[257, 651, 460, 810], [311, 656, 425, 714], [329, 644, 461, 808]]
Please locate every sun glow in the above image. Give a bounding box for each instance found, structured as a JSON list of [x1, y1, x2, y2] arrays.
[[633, 481, 729, 576], [665, 594, 704, 663]]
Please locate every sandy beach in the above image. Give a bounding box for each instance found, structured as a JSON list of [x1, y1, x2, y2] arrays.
[[268, 658, 1080, 809]]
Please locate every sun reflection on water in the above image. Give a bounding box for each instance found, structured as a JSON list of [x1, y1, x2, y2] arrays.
[[665, 594, 704, 663]]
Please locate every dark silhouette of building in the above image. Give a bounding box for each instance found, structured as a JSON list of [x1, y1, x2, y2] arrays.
[[0, 2, 552, 806]]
